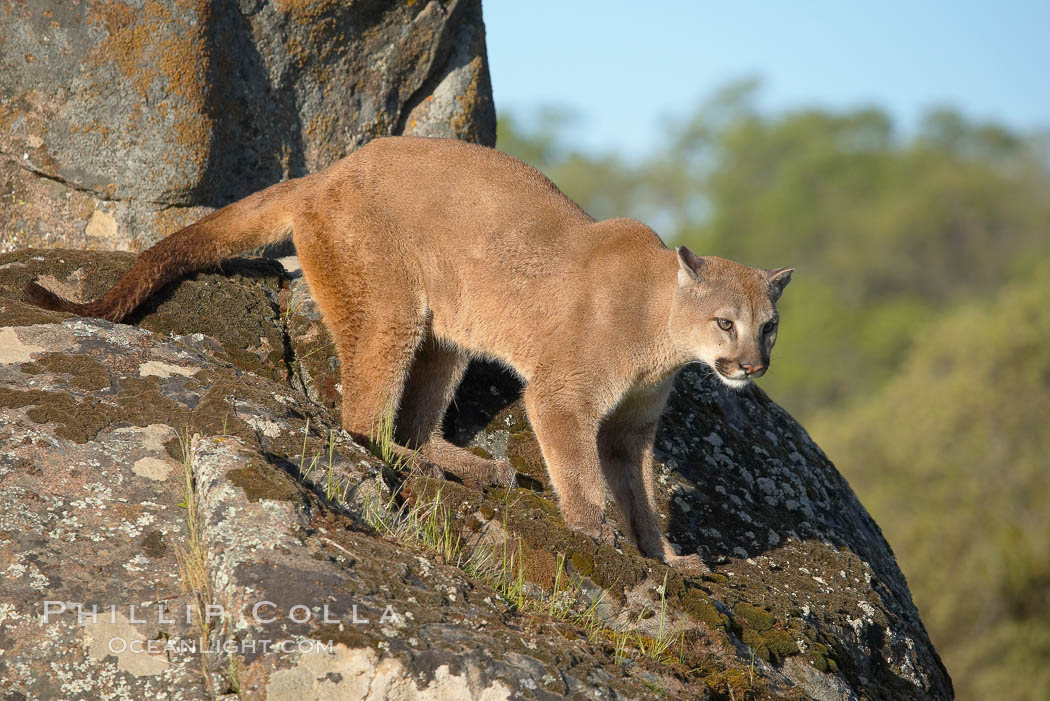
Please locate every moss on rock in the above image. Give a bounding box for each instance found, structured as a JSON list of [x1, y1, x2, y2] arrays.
[[684, 587, 729, 631], [20, 352, 111, 390], [228, 461, 302, 503], [733, 602, 775, 632]]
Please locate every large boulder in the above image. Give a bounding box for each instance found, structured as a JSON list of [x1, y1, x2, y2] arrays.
[[0, 0, 495, 252], [0, 250, 953, 699]]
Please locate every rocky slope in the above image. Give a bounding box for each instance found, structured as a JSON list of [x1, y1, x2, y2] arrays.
[[0, 250, 953, 699]]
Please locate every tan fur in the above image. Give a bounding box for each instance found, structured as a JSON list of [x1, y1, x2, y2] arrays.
[[24, 136, 792, 569]]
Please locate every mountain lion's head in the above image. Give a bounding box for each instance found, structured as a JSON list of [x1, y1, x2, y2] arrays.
[[670, 247, 793, 390]]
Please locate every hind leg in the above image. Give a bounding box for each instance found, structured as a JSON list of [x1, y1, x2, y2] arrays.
[[334, 309, 424, 440], [294, 218, 426, 443], [397, 335, 516, 487]]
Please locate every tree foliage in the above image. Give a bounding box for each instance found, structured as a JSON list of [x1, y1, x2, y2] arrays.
[[813, 263, 1050, 701]]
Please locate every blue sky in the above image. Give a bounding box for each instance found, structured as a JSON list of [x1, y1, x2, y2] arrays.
[[483, 1, 1050, 157]]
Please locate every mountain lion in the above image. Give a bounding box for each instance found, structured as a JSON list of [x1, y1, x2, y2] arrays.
[[25, 136, 792, 570]]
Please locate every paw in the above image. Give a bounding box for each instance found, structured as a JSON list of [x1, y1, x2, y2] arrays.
[[456, 457, 517, 488], [423, 442, 517, 488], [665, 553, 710, 573], [568, 516, 617, 548], [488, 459, 518, 488], [412, 459, 445, 481]]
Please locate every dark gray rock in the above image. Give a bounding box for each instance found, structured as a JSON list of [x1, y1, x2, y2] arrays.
[[0, 0, 495, 252]]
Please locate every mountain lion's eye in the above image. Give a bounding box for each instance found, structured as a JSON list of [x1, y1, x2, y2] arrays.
[[717, 318, 733, 331], [763, 321, 776, 334]]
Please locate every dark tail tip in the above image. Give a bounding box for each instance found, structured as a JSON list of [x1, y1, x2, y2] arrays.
[[24, 278, 83, 315]]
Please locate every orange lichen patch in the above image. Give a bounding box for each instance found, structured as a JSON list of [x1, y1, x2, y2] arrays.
[[273, 0, 341, 19], [86, 0, 211, 152], [449, 57, 483, 139], [0, 97, 42, 144], [0, 104, 13, 133], [276, 0, 350, 72], [70, 192, 97, 221], [88, 1, 206, 102], [70, 122, 112, 139], [305, 111, 335, 149], [170, 114, 210, 154], [284, 35, 306, 68]]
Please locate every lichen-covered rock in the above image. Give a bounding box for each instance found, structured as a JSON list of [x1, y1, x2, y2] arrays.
[[0, 250, 952, 699], [0, 317, 325, 699], [192, 435, 685, 700], [0, 0, 495, 252], [0, 251, 683, 699]]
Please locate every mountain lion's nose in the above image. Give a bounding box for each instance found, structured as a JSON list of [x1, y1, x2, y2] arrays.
[[741, 362, 765, 377]]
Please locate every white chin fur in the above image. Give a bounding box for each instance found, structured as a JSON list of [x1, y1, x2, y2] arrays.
[[696, 360, 751, 390], [717, 374, 750, 391]]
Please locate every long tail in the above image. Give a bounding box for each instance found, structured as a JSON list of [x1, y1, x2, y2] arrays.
[[24, 179, 301, 322]]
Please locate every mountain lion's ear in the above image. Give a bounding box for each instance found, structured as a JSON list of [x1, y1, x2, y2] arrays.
[[766, 267, 795, 301], [676, 246, 705, 287]]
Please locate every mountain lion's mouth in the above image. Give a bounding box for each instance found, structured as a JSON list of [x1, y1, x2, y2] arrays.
[[698, 360, 751, 390], [712, 358, 751, 389], [715, 369, 750, 390]]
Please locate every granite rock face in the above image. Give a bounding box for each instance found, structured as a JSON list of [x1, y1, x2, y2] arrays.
[[0, 0, 495, 252], [0, 250, 953, 699]]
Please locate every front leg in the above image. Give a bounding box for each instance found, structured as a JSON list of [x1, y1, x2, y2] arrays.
[[599, 390, 709, 571], [523, 384, 614, 546]]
